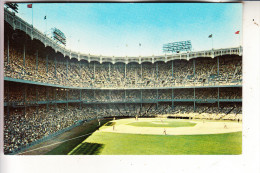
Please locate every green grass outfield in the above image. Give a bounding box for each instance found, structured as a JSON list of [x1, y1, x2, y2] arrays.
[[69, 131, 242, 155]]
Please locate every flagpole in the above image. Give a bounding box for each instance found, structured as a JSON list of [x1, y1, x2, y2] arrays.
[[125, 44, 127, 57], [32, 3, 33, 28], [212, 36, 213, 50], [237, 34, 239, 47], [239, 32, 241, 46], [78, 39, 80, 53], [139, 43, 141, 56], [45, 16, 47, 36]]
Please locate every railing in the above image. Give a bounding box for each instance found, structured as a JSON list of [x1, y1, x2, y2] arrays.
[[4, 8, 242, 64]]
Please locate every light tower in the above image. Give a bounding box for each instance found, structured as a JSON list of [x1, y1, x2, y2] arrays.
[[163, 40, 192, 53]]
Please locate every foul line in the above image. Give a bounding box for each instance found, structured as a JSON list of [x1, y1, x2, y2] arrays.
[[18, 131, 96, 155]]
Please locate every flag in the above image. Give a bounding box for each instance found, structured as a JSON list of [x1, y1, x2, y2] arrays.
[[44, 16, 47, 20], [139, 43, 141, 47], [235, 31, 240, 34], [27, 4, 32, 8], [208, 34, 212, 38]]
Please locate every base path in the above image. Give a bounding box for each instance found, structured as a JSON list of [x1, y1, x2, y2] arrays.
[[101, 118, 242, 135]]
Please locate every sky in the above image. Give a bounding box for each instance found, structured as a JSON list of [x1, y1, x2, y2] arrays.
[[6, 3, 242, 56]]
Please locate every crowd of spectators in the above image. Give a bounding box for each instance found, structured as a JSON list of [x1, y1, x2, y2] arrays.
[[4, 104, 86, 154], [195, 88, 218, 99], [4, 100, 242, 154], [174, 89, 194, 99], [4, 82, 242, 104], [4, 45, 242, 89], [4, 43, 243, 154], [158, 89, 172, 99], [219, 87, 242, 99]]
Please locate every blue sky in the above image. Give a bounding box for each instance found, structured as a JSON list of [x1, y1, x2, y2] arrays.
[[8, 3, 242, 56]]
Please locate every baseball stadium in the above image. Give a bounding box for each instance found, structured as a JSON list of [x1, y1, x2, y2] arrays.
[[3, 3, 242, 155]]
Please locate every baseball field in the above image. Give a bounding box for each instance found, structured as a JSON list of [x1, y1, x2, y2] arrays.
[[68, 118, 242, 155]]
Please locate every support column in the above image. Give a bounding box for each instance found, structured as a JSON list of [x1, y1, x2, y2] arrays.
[[36, 86, 39, 116], [66, 59, 68, 83], [55, 88, 57, 112], [24, 84, 27, 116], [93, 62, 95, 80], [36, 50, 38, 72], [218, 87, 220, 110], [109, 63, 111, 79], [24, 84, 27, 105], [79, 102, 82, 110], [193, 59, 196, 76], [36, 86, 38, 115], [141, 64, 142, 79], [46, 55, 48, 73], [156, 63, 158, 79], [24, 106, 27, 117], [135, 68, 137, 87], [172, 88, 174, 109], [36, 105, 39, 116], [36, 86, 38, 103], [80, 89, 82, 101], [79, 61, 81, 77], [66, 89, 68, 101], [80, 89, 82, 109], [125, 103, 127, 116], [54, 57, 57, 77], [217, 56, 219, 82], [7, 36, 10, 64], [156, 89, 158, 108], [23, 44, 26, 68], [66, 89, 68, 110], [194, 88, 196, 112], [140, 90, 143, 112], [125, 64, 127, 78], [125, 90, 127, 101], [80, 61, 82, 86], [7, 82, 10, 116], [171, 61, 174, 78], [46, 87, 49, 112], [94, 104, 97, 115]]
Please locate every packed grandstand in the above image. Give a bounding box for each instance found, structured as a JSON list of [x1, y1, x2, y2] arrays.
[[3, 8, 242, 154]]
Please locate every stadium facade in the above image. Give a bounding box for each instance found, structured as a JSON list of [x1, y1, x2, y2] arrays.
[[3, 8, 242, 154]]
